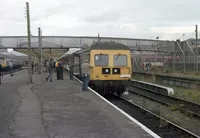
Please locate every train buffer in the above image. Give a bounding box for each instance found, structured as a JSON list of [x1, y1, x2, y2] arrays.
[[0, 70, 158, 138]]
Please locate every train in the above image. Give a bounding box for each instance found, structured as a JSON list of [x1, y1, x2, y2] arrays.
[[0, 57, 26, 71], [63, 42, 132, 97], [0, 51, 27, 71]]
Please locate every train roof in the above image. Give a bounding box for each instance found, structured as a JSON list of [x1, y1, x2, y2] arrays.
[[90, 42, 130, 50], [70, 42, 131, 56], [73, 42, 130, 55]]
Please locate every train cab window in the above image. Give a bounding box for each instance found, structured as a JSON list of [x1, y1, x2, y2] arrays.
[[114, 54, 127, 66], [94, 54, 108, 66]]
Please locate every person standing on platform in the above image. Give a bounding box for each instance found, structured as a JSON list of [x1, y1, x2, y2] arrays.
[[9, 60, 13, 76], [55, 61, 60, 80], [32, 61, 34, 74], [53, 59, 56, 73], [81, 59, 92, 91], [69, 62, 73, 80], [58, 59, 64, 80], [46, 58, 54, 82], [0, 63, 2, 84]]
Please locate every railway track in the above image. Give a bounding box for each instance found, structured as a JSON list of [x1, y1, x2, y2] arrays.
[[108, 95, 199, 138], [133, 71, 200, 82], [133, 71, 200, 89], [71, 74, 199, 138], [129, 82, 200, 119]]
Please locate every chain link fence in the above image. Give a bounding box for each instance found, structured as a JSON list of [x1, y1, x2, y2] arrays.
[[132, 41, 200, 75], [0, 36, 199, 74]]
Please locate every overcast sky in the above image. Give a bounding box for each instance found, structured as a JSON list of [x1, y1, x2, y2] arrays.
[[0, 0, 200, 40]]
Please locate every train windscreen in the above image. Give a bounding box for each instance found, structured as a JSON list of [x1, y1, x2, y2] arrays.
[[94, 54, 108, 66], [114, 55, 127, 66]]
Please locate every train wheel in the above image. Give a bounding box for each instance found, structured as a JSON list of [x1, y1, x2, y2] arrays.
[[97, 84, 107, 97], [97, 86, 104, 96], [103, 85, 108, 97], [117, 84, 125, 97]]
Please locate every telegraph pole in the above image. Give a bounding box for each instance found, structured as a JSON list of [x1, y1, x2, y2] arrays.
[[26, 2, 33, 83], [40, 29, 43, 72], [38, 27, 42, 74], [195, 25, 198, 73]]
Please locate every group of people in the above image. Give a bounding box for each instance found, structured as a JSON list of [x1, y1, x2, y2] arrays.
[[45, 58, 92, 91], [45, 58, 64, 82], [0, 57, 92, 91]]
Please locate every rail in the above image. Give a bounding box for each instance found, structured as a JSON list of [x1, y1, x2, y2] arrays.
[[131, 79, 174, 95], [118, 97, 199, 138], [129, 80, 200, 119], [133, 71, 200, 89], [65, 70, 200, 138]]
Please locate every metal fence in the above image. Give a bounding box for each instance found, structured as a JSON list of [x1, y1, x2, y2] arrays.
[[0, 36, 175, 51], [132, 41, 200, 74], [0, 36, 199, 74]]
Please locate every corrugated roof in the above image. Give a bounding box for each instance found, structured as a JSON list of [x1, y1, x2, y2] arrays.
[[0, 52, 14, 58], [64, 48, 81, 55], [0, 50, 28, 58], [8, 51, 28, 57], [59, 48, 81, 59], [0, 49, 8, 53]]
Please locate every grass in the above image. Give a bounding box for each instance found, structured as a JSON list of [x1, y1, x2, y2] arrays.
[[145, 66, 200, 77], [132, 74, 200, 104], [172, 87, 200, 103], [123, 93, 200, 135]]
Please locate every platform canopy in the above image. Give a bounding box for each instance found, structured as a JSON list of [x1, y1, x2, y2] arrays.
[[0, 50, 28, 59], [0, 51, 15, 58], [8, 51, 28, 58], [58, 48, 81, 59]]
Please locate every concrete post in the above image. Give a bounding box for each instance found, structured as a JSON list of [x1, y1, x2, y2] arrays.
[[26, 2, 32, 83]]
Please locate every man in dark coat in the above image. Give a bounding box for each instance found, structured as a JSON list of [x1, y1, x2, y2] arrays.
[[0, 64, 2, 84], [58, 59, 64, 80], [55, 61, 60, 80], [46, 58, 54, 82]]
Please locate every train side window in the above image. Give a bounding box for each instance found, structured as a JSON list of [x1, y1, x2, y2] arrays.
[[114, 55, 127, 66], [94, 54, 108, 66]]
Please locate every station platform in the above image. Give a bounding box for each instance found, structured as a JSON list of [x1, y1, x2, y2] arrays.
[[0, 70, 157, 138]]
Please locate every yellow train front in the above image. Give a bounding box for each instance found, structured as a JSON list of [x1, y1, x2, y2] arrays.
[[74, 42, 132, 96]]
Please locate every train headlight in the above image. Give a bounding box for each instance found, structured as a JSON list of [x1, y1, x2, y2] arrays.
[[102, 68, 110, 74], [112, 68, 120, 74]]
